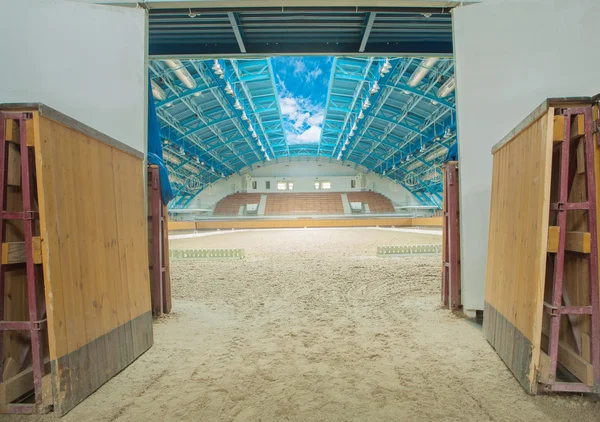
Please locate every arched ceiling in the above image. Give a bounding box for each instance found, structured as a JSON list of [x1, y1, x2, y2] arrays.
[[150, 56, 456, 208]]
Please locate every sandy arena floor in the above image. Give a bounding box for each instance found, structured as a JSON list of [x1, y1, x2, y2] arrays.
[[11, 228, 600, 421]]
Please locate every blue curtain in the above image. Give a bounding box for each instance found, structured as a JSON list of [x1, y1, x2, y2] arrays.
[[445, 142, 458, 161], [147, 80, 174, 204]]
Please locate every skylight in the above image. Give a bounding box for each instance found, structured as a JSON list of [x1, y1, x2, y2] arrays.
[[271, 57, 334, 145]]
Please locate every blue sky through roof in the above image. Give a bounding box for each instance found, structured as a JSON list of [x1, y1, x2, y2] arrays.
[[271, 57, 333, 145]]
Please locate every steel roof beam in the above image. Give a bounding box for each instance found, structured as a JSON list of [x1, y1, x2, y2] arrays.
[[359, 12, 376, 53], [227, 12, 247, 54]]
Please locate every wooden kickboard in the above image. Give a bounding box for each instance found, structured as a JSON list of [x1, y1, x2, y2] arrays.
[[485, 98, 600, 394], [0, 104, 153, 415]]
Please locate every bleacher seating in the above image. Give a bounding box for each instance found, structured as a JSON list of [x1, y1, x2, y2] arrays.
[[213, 193, 262, 216], [346, 191, 395, 214], [213, 191, 395, 216], [265, 192, 344, 215]]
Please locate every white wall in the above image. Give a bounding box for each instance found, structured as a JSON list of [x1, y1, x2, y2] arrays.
[[0, 0, 147, 153], [188, 161, 416, 208], [248, 176, 359, 193], [453, 0, 600, 311]]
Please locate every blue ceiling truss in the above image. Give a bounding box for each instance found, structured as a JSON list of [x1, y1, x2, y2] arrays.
[[150, 56, 456, 209]]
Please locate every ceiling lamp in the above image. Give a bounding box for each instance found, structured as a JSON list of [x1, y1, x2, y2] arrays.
[[165, 102, 173, 107], [444, 127, 453, 138], [241, 111, 248, 121], [352, 123, 357, 131], [431, 100, 438, 105], [179, 146, 185, 154], [342, 146, 346, 151], [212, 59, 223, 74], [265, 154, 271, 162], [362, 99, 371, 109], [381, 58, 392, 73], [358, 111, 364, 119], [225, 82, 234, 96], [257, 140, 262, 146], [402, 90, 410, 95], [370, 81, 380, 95], [194, 156, 200, 163], [349, 130, 354, 137], [261, 146, 266, 152], [407, 57, 438, 87], [344, 139, 350, 145], [337, 154, 342, 161], [150, 80, 166, 101], [437, 76, 456, 98], [211, 166, 215, 172], [164, 59, 197, 89], [234, 99, 243, 110], [193, 92, 201, 97]]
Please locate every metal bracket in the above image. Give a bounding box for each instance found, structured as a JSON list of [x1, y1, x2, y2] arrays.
[[23, 211, 38, 220], [32, 320, 47, 331], [543, 302, 560, 317], [555, 202, 565, 211]]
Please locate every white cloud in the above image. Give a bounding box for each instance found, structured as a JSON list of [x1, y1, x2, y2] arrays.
[[306, 67, 323, 84], [287, 126, 322, 145], [293, 60, 307, 76]]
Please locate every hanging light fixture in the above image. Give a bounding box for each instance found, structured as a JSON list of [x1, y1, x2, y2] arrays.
[[344, 139, 350, 145], [358, 111, 364, 119], [241, 111, 248, 121], [225, 82, 234, 96], [370, 81, 380, 95], [150, 80, 166, 101], [362, 98, 371, 109], [437, 76, 456, 98], [252, 132, 258, 138], [164, 59, 197, 89], [407, 57, 438, 87], [349, 130, 354, 137], [381, 58, 392, 73], [234, 99, 243, 110], [352, 123, 358, 131], [257, 140, 262, 146], [342, 146, 346, 151], [444, 127, 452, 138], [179, 146, 185, 154], [212, 59, 223, 73]]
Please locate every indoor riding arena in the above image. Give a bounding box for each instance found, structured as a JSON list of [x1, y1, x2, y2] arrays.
[[1, 1, 600, 421]]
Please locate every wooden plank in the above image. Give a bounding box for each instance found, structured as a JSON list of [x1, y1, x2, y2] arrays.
[[541, 333, 594, 386], [546, 228, 590, 253], [571, 114, 585, 139], [553, 115, 564, 142], [547, 226, 559, 253], [2, 358, 18, 380], [576, 140, 585, 174], [581, 332, 590, 363], [1, 237, 42, 264], [32, 114, 152, 415], [0, 360, 50, 406], [485, 109, 555, 393], [537, 351, 551, 384], [41, 374, 53, 406]]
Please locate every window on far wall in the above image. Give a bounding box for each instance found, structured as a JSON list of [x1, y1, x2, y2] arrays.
[[315, 181, 331, 190], [278, 181, 294, 190], [252, 181, 257, 189], [351, 179, 356, 188], [266, 181, 271, 189]]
